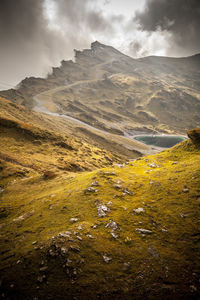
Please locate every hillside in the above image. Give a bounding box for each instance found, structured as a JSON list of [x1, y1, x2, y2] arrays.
[[0, 96, 153, 188], [1, 42, 200, 134], [0, 134, 200, 299], [0, 42, 200, 299]]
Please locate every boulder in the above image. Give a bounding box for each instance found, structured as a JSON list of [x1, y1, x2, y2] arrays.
[[187, 129, 200, 145]]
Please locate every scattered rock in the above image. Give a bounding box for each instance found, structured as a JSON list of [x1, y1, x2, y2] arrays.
[[133, 207, 145, 213], [103, 254, 112, 263], [77, 225, 83, 230], [86, 234, 94, 239], [105, 219, 120, 239], [0, 187, 4, 193], [114, 184, 121, 189], [96, 202, 110, 217], [136, 228, 153, 234], [105, 219, 118, 231], [49, 249, 57, 257], [85, 187, 98, 193], [13, 210, 34, 223], [76, 236, 82, 241], [69, 246, 80, 253], [182, 188, 189, 193], [91, 181, 99, 187], [103, 171, 116, 176], [123, 188, 134, 195], [148, 163, 159, 168], [190, 285, 197, 292], [114, 164, 125, 168], [61, 247, 68, 255], [37, 275, 46, 283], [70, 218, 78, 223], [116, 179, 123, 184], [111, 232, 119, 239], [32, 241, 37, 245], [180, 213, 187, 218], [58, 231, 71, 238]]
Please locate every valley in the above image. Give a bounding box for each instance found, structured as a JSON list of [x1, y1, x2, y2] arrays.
[[0, 42, 200, 299]]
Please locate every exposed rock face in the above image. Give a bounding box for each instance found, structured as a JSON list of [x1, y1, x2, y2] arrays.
[[187, 129, 200, 145], [1, 42, 200, 134]]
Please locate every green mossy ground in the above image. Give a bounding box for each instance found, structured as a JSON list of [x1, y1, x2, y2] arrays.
[[0, 139, 200, 299]]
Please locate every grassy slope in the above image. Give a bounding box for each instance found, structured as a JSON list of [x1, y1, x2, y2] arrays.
[[1, 44, 200, 135], [0, 139, 200, 299], [1, 97, 149, 187]]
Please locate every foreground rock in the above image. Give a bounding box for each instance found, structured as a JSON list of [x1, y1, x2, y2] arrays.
[[187, 129, 200, 145]]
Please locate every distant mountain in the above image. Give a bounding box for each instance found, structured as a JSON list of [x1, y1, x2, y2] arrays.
[[1, 41, 200, 134], [1, 42, 200, 299]]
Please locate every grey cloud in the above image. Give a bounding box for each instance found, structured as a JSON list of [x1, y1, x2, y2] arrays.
[[134, 0, 200, 56], [0, 0, 121, 87]]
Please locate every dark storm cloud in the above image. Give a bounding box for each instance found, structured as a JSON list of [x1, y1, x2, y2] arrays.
[[134, 0, 200, 56], [0, 0, 120, 87], [0, 0, 64, 87]]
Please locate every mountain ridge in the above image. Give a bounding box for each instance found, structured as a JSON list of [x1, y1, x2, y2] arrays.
[[0, 41, 199, 135], [0, 42, 200, 299]]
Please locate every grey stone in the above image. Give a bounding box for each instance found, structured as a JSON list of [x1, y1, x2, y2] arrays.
[[111, 232, 119, 239], [136, 228, 153, 234], [103, 254, 112, 263], [70, 218, 78, 223], [105, 219, 118, 231], [148, 163, 159, 168], [91, 181, 99, 187], [61, 247, 68, 255], [133, 207, 145, 213], [97, 203, 110, 217], [86, 234, 94, 239], [70, 246, 80, 253], [86, 187, 98, 193], [114, 184, 121, 189], [123, 188, 134, 195]]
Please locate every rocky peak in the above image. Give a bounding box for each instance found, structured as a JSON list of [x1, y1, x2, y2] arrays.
[[91, 41, 105, 49]]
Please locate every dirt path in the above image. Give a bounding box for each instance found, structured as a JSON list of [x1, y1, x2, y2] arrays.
[[32, 59, 155, 154]]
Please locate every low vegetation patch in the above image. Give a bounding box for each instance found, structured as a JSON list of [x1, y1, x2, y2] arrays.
[[0, 137, 199, 299]]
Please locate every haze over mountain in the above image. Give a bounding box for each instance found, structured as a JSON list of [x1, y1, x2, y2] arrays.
[[1, 41, 200, 135], [0, 35, 200, 300], [0, 0, 199, 87]]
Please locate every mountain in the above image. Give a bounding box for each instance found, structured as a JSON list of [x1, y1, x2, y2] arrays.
[[0, 42, 200, 299], [0, 133, 200, 299], [1, 41, 200, 134]]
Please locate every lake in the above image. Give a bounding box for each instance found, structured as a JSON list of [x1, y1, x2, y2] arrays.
[[134, 135, 187, 148]]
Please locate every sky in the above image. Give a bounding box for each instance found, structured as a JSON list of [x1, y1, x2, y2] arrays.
[[0, 0, 199, 89]]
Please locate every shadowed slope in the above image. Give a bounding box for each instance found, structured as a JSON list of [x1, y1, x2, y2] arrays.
[[0, 137, 199, 299]]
